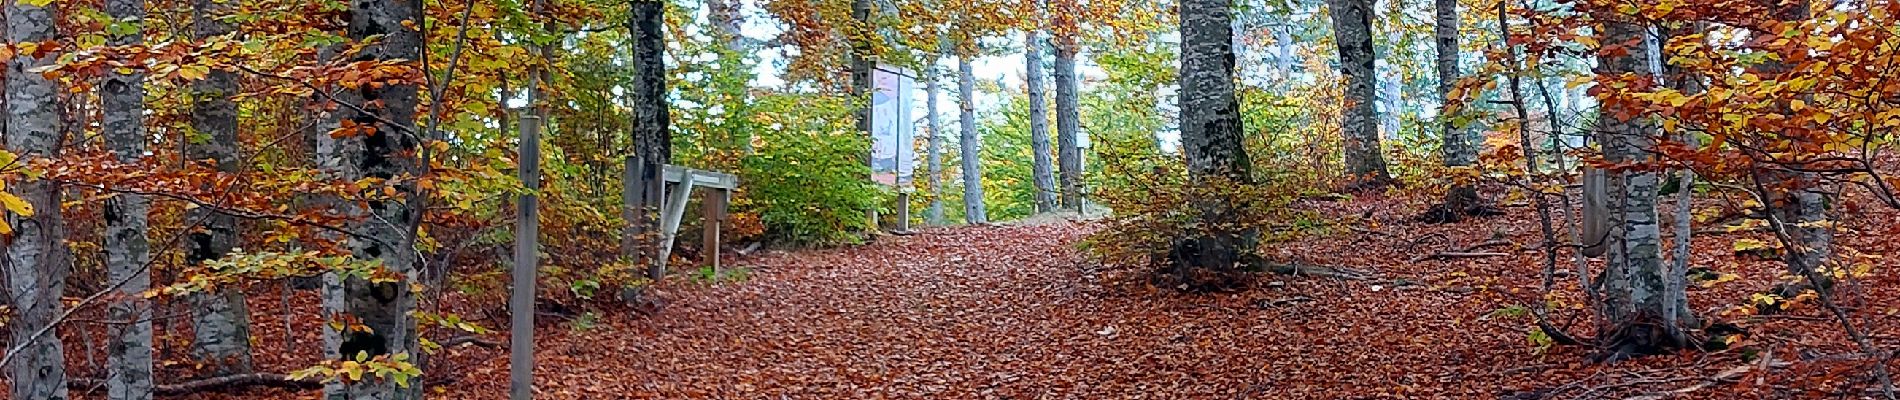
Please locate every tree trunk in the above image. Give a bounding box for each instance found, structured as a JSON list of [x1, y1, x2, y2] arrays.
[[103, 0, 153, 396], [958, 55, 987, 223], [5, 0, 71, 396], [327, 0, 424, 396], [1752, 3, 1831, 293], [1433, 0, 1478, 219], [1178, 0, 1255, 288], [187, 0, 254, 376], [1025, 13, 1058, 213], [706, 0, 744, 47], [1593, 18, 1692, 358], [308, 43, 351, 400], [1053, 28, 1084, 210], [1274, 25, 1296, 80], [1658, 23, 1706, 344], [707, 0, 754, 155], [631, 0, 669, 279], [1328, 0, 1391, 188], [926, 52, 946, 225], [850, 0, 874, 226]]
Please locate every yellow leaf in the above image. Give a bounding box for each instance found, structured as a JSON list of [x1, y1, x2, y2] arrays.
[[341, 361, 365, 381], [178, 65, 209, 81], [1576, 35, 1599, 49], [0, 192, 33, 217]]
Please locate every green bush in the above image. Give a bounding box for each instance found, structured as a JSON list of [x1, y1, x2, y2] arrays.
[[740, 93, 883, 245]]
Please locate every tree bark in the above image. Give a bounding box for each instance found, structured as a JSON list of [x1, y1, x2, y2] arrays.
[[1751, 3, 1831, 293], [1328, 0, 1391, 188], [187, 0, 254, 376], [327, 0, 425, 396], [1025, 9, 1058, 213], [1178, 0, 1255, 287], [5, 0, 71, 396], [958, 55, 987, 223], [1053, 23, 1084, 210], [850, 0, 875, 227], [1658, 23, 1706, 344], [1433, 0, 1478, 219], [631, 0, 669, 279], [926, 49, 946, 225], [308, 42, 351, 400], [103, 0, 153, 396], [1593, 17, 1692, 357]]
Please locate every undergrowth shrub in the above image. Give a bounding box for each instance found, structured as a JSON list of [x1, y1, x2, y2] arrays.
[[1082, 150, 1298, 288], [739, 93, 883, 245]]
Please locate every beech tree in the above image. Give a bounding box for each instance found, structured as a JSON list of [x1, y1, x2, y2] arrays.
[[327, 0, 426, 396], [1327, 0, 1391, 188], [1753, 1, 1832, 294], [958, 53, 988, 223], [188, 0, 255, 375], [1431, 0, 1478, 221], [1026, 0, 1058, 213], [5, 0, 72, 397], [1051, 0, 1084, 209], [1176, 0, 1254, 282], [926, 43, 948, 225], [1591, 14, 1693, 357], [103, 0, 155, 395], [631, 0, 670, 278]]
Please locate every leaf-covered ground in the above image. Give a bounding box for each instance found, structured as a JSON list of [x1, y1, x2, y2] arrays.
[[80, 193, 1900, 399]]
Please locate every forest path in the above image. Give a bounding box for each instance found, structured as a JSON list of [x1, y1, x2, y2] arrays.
[[440, 220, 1556, 399]]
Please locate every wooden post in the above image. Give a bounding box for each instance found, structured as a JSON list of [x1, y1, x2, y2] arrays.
[[622, 157, 642, 265], [702, 189, 727, 275], [642, 158, 665, 280], [895, 191, 911, 232], [509, 116, 542, 400]]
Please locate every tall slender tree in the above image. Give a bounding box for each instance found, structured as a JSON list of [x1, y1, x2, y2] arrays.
[[926, 46, 947, 225], [104, 0, 155, 396], [1593, 15, 1692, 356], [631, 0, 670, 279], [1025, 1, 1058, 213], [850, 0, 876, 227], [1433, 0, 1479, 220], [1328, 0, 1392, 188], [311, 40, 351, 400], [1177, 0, 1254, 283], [1753, 1, 1831, 294], [5, 0, 71, 396], [1051, 0, 1084, 209], [958, 53, 987, 223], [328, 0, 425, 396], [187, 0, 255, 376]]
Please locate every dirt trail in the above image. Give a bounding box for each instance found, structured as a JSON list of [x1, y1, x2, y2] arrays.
[[436, 222, 1534, 399], [180, 199, 1900, 399]]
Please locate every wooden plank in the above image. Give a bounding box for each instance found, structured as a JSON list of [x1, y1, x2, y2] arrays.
[[656, 179, 693, 275], [661, 164, 738, 189]]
